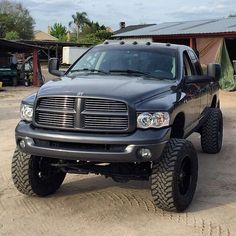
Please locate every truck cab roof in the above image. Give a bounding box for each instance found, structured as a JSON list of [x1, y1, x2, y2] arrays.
[[98, 41, 191, 53]]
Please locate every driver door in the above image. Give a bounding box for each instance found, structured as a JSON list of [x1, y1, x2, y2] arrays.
[[183, 51, 201, 129]]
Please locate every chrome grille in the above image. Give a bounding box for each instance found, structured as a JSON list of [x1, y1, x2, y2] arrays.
[[84, 115, 128, 130], [35, 112, 74, 128], [84, 98, 127, 112], [34, 96, 129, 132], [35, 97, 76, 129], [83, 98, 128, 131], [38, 97, 75, 110]]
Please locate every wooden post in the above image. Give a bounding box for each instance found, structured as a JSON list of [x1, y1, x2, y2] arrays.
[[190, 38, 193, 48], [33, 48, 38, 86], [56, 44, 58, 58], [190, 38, 197, 50], [48, 48, 50, 62]]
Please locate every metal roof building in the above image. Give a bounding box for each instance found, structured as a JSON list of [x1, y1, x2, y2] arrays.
[[112, 18, 236, 38], [0, 39, 44, 52], [113, 24, 156, 36], [0, 39, 45, 86], [112, 18, 236, 55]]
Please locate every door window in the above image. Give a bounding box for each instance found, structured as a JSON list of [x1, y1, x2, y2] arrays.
[[183, 52, 195, 76], [188, 50, 203, 75]]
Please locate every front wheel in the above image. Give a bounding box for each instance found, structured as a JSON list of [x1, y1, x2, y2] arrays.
[[11, 148, 66, 196], [151, 139, 198, 212]]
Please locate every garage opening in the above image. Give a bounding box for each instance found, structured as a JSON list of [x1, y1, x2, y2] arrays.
[[225, 38, 236, 73]]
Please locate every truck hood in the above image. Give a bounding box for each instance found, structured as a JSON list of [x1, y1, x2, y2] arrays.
[[37, 75, 175, 104]]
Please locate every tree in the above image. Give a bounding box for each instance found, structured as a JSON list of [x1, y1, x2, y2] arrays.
[[229, 14, 236, 17], [0, 0, 35, 39], [77, 20, 111, 45], [78, 30, 112, 45], [69, 12, 91, 41], [50, 23, 67, 41], [5, 30, 19, 40], [82, 21, 107, 34]]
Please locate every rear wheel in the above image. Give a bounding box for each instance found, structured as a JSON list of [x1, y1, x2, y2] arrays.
[[11, 148, 66, 196], [201, 108, 223, 154], [151, 139, 198, 212]]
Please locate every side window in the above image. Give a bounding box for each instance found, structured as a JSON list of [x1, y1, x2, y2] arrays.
[[188, 50, 197, 62], [194, 61, 203, 75], [188, 50, 203, 75], [183, 52, 194, 76]]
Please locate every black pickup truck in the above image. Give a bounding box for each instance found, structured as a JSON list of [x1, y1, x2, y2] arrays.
[[11, 42, 223, 212]]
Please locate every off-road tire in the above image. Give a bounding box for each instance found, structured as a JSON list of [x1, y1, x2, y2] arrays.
[[151, 139, 198, 212], [11, 148, 66, 196], [201, 108, 223, 154]]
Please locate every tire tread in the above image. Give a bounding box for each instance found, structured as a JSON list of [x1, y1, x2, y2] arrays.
[[151, 139, 198, 212], [201, 108, 223, 154]]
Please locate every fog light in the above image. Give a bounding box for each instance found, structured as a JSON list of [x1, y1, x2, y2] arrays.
[[138, 148, 152, 159], [19, 140, 26, 149]]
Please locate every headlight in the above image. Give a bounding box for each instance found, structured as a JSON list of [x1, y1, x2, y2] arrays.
[[137, 112, 170, 129], [137, 112, 153, 129], [20, 103, 33, 122]]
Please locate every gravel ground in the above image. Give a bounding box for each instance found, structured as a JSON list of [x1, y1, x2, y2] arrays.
[[0, 85, 236, 236]]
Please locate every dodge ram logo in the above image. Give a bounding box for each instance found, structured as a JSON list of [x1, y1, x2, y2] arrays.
[[77, 92, 84, 96]]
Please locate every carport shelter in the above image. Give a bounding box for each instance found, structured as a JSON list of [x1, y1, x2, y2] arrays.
[[0, 39, 44, 86], [112, 18, 236, 91]]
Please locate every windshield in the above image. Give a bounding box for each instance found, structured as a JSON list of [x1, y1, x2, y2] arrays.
[[67, 46, 177, 80]]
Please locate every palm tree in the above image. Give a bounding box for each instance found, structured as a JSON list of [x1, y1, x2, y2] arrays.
[[69, 12, 91, 41]]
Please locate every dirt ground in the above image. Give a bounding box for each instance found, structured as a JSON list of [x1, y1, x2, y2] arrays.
[[0, 85, 236, 236]]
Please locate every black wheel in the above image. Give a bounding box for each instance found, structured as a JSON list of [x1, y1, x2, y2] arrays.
[[151, 139, 198, 212], [11, 148, 66, 196], [201, 108, 223, 154]]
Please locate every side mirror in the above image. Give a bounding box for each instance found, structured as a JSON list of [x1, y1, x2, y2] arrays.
[[48, 58, 64, 76], [207, 63, 221, 81]]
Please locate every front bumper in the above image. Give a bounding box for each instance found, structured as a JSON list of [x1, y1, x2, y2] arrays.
[[15, 121, 171, 163]]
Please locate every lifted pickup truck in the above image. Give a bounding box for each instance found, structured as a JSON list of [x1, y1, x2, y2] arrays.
[[11, 42, 223, 212]]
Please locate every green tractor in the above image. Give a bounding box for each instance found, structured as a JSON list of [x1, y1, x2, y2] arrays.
[[0, 53, 20, 86]]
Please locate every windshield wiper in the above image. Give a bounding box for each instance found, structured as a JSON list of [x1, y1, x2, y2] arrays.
[[109, 69, 159, 79], [69, 68, 109, 74]]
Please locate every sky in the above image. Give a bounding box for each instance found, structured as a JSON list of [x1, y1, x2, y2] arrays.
[[21, 0, 236, 32]]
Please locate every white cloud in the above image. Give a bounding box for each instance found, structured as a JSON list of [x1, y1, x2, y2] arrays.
[[216, 4, 226, 9], [21, 0, 236, 31]]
